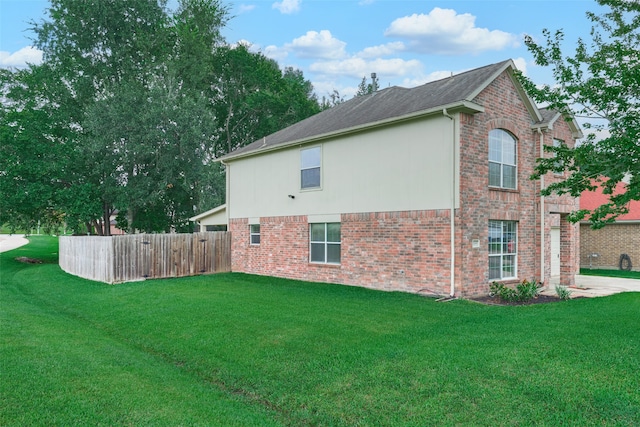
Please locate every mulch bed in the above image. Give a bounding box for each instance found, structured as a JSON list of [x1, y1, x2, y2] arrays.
[[470, 294, 564, 306]]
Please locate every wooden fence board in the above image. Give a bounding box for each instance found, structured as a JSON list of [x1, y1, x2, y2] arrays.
[[59, 232, 231, 284]]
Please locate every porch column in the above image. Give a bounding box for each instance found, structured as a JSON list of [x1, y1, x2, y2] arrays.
[[559, 214, 579, 287]]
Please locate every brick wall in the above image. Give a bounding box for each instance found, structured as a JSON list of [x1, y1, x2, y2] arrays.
[[580, 223, 640, 271], [230, 210, 455, 296], [458, 70, 579, 290]]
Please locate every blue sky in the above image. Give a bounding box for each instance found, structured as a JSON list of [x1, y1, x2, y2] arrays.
[[1, 0, 601, 99]]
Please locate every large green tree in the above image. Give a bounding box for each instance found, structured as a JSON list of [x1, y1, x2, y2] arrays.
[[1, 0, 320, 234], [521, 0, 640, 227], [212, 44, 320, 156]]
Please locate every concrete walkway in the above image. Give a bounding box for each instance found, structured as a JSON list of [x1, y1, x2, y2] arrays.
[[0, 234, 29, 253], [541, 274, 640, 298]]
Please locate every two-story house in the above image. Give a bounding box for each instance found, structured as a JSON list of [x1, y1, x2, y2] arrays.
[[211, 59, 582, 297]]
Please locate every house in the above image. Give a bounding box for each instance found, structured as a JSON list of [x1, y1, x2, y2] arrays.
[[213, 60, 582, 297], [580, 182, 640, 271], [190, 204, 228, 232]]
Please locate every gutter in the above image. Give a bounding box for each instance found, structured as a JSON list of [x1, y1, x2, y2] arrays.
[[443, 108, 456, 297], [536, 127, 545, 283], [221, 159, 230, 228]]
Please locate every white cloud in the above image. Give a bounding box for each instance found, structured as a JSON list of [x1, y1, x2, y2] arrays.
[[512, 57, 528, 75], [263, 44, 289, 62], [272, 0, 301, 14], [0, 46, 43, 67], [356, 42, 405, 59], [286, 30, 347, 60], [385, 8, 519, 55], [238, 4, 256, 13], [310, 57, 423, 80]]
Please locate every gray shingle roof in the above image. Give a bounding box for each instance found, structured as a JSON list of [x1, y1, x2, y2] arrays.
[[221, 59, 542, 160]]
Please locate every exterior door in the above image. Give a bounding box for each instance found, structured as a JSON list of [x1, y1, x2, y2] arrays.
[[550, 227, 561, 277]]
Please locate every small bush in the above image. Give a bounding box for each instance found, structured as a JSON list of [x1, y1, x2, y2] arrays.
[[515, 280, 539, 301], [555, 285, 572, 301], [490, 280, 539, 303]]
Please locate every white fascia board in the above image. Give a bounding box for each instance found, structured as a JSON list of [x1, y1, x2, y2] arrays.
[[189, 204, 227, 222]]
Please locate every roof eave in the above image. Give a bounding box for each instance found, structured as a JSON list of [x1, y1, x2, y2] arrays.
[[532, 111, 584, 139], [189, 204, 227, 221], [219, 100, 484, 162]]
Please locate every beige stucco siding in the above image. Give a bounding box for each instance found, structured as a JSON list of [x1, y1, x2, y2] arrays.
[[227, 115, 459, 219]]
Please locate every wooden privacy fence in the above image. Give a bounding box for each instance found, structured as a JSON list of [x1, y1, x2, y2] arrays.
[[59, 232, 231, 284]]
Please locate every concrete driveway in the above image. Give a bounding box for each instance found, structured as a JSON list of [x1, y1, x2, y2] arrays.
[[542, 274, 640, 298], [0, 234, 29, 253]]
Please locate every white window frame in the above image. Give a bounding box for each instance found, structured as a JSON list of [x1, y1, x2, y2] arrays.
[[300, 146, 321, 190], [249, 224, 260, 245], [488, 129, 517, 189], [309, 222, 341, 264], [488, 220, 517, 280]]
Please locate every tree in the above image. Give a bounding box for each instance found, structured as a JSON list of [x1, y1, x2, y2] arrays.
[[354, 73, 379, 97], [0, 65, 84, 234], [320, 89, 345, 110], [212, 44, 320, 156], [520, 0, 640, 228], [1, 0, 321, 234]]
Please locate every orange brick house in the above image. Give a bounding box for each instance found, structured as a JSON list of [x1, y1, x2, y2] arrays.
[[580, 182, 640, 271], [213, 60, 582, 297]]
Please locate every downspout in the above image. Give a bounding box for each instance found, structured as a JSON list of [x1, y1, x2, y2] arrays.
[[221, 159, 230, 229], [443, 109, 456, 297], [536, 128, 545, 284]]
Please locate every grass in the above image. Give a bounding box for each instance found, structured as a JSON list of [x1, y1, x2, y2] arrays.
[[580, 268, 640, 279], [2, 237, 640, 426]]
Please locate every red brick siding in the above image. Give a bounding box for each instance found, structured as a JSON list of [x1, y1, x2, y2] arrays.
[[230, 210, 455, 296], [458, 71, 579, 292]]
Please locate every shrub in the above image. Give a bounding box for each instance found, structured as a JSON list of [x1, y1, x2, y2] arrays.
[[555, 285, 572, 301], [489, 280, 540, 303], [515, 280, 539, 301]]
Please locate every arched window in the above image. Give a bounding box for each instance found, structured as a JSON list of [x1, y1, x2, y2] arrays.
[[488, 129, 517, 189]]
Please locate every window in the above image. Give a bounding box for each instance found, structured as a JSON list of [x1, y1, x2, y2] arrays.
[[310, 223, 340, 264], [301, 146, 321, 189], [488, 220, 517, 280], [489, 129, 517, 189], [250, 224, 260, 245]]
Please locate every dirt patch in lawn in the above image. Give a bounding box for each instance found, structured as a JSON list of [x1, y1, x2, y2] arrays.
[[15, 257, 43, 264]]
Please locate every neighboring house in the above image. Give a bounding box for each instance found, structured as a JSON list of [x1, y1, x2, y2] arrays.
[[109, 210, 126, 235], [190, 204, 228, 232], [213, 60, 582, 297], [580, 182, 640, 271]]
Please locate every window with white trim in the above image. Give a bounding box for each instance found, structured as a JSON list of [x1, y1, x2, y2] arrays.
[[249, 224, 260, 245], [301, 146, 321, 189], [488, 220, 517, 280], [310, 223, 340, 264], [489, 129, 517, 189]]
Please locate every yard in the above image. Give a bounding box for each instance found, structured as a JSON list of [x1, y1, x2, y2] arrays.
[[2, 236, 639, 426]]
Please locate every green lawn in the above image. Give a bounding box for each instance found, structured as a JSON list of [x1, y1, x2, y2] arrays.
[[2, 237, 639, 426], [580, 268, 640, 279]]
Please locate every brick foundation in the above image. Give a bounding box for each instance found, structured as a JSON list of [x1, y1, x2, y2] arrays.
[[231, 210, 457, 296]]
